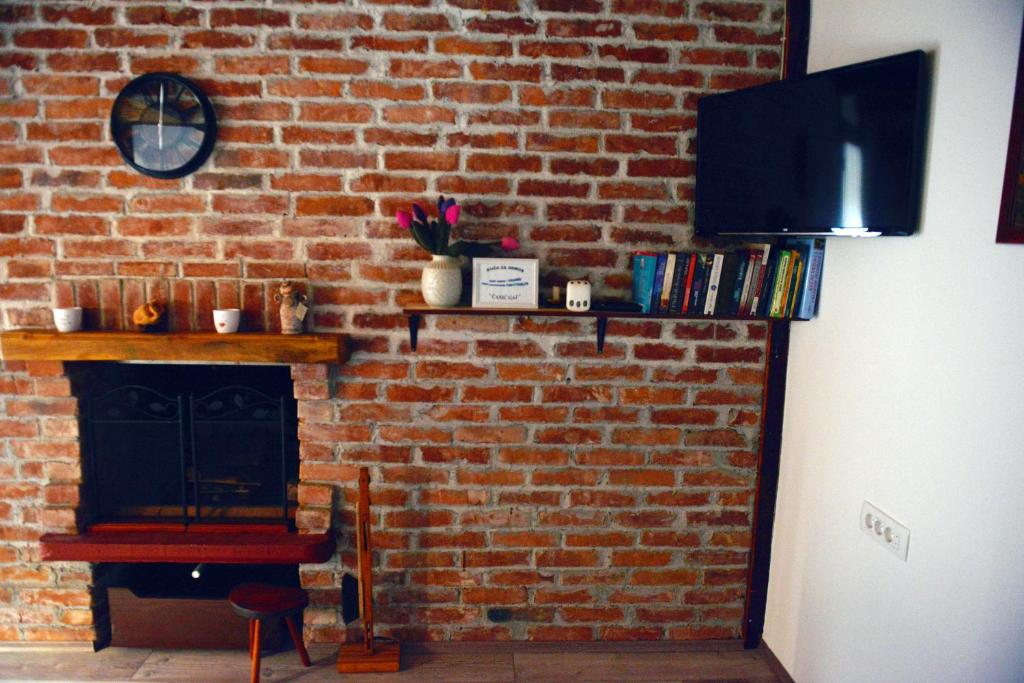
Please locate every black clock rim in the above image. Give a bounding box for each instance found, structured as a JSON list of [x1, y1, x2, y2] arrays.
[[110, 72, 218, 180]]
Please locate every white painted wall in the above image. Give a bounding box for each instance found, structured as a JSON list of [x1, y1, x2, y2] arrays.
[[763, 1, 1024, 681]]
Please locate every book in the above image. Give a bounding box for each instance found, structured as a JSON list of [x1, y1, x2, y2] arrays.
[[749, 245, 773, 317], [658, 252, 677, 313], [777, 250, 800, 318], [650, 253, 668, 313], [703, 253, 724, 315], [737, 250, 753, 315], [768, 250, 792, 318], [718, 252, 744, 316], [786, 251, 804, 318], [631, 253, 658, 314], [680, 253, 698, 313], [754, 250, 778, 317], [786, 238, 825, 320], [667, 252, 689, 314], [689, 254, 711, 313]]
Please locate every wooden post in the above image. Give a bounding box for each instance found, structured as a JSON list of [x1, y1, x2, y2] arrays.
[[357, 467, 374, 655], [337, 467, 400, 672]]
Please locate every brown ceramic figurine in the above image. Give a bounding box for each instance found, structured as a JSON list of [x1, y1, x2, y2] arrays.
[[132, 300, 166, 333], [275, 281, 307, 334]]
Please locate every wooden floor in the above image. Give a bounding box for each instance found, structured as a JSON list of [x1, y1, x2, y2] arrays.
[[0, 642, 784, 682]]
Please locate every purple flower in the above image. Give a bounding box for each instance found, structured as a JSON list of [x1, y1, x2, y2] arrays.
[[501, 236, 520, 251], [412, 203, 428, 224], [396, 210, 412, 230], [444, 204, 461, 226]]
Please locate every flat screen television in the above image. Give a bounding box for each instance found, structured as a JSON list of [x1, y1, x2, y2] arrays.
[[695, 50, 930, 237]]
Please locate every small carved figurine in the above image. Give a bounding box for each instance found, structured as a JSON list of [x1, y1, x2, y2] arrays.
[[275, 281, 308, 335], [132, 300, 166, 332]]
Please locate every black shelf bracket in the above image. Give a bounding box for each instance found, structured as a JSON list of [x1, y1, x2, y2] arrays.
[[407, 314, 420, 351], [595, 316, 608, 353]]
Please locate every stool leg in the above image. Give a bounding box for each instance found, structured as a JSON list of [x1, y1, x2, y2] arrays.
[[248, 619, 255, 658], [285, 616, 311, 667], [250, 619, 261, 683]]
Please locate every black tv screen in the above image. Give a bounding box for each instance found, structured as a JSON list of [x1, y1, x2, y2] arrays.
[[695, 50, 930, 237]]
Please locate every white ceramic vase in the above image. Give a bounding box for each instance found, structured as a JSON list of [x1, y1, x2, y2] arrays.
[[421, 254, 462, 307]]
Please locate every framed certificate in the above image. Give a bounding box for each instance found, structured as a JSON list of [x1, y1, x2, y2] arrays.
[[471, 258, 539, 309]]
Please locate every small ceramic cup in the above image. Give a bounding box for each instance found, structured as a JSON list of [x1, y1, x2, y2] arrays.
[[52, 307, 83, 333], [213, 308, 241, 334]]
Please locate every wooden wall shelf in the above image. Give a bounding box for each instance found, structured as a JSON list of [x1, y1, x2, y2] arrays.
[[0, 330, 348, 364], [402, 304, 789, 353], [40, 530, 336, 564]]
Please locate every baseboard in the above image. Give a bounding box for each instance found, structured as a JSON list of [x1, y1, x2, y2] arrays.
[[403, 639, 744, 655], [0, 641, 95, 653], [758, 640, 796, 683]]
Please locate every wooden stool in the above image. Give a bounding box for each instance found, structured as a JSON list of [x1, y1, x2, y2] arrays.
[[228, 582, 311, 683]]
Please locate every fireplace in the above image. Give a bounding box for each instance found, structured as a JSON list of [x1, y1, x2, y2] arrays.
[[69, 363, 300, 528], [0, 331, 344, 645]]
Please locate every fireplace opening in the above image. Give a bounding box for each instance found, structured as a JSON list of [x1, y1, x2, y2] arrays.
[[68, 363, 299, 529], [98, 562, 300, 649]]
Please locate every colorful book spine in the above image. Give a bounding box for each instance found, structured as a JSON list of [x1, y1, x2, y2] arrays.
[[659, 252, 677, 313], [650, 253, 668, 313], [667, 253, 688, 314], [737, 250, 753, 315], [749, 245, 773, 317], [703, 253, 724, 315], [786, 252, 805, 318], [631, 253, 658, 314], [688, 253, 712, 313], [718, 252, 744, 316], [680, 253, 698, 313], [768, 250, 792, 318]]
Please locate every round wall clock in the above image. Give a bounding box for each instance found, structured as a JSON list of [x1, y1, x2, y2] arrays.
[[110, 73, 217, 179]]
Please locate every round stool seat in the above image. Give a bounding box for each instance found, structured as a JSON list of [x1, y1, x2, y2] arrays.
[[229, 582, 309, 621]]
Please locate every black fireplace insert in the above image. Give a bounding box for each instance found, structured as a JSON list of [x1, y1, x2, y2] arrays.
[[69, 363, 299, 528]]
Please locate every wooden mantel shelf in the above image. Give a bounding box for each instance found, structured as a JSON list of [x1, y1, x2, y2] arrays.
[[40, 530, 336, 564], [0, 330, 348, 364]]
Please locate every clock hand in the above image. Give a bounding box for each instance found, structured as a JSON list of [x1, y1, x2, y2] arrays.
[[158, 83, 164, 151]]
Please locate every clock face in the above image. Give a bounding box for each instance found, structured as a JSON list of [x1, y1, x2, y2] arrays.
[[111, 73, 217, 179]]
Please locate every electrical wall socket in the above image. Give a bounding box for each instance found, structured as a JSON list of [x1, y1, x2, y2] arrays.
[[860, 501, 910, 561]]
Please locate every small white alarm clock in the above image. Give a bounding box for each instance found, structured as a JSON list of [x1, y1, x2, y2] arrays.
[[566, 280, 591, 312]]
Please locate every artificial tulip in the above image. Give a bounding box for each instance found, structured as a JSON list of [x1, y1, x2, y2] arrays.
[[412, 203, 428, 224], [395, 210, 412, 230], [444, 204, 461, 226]]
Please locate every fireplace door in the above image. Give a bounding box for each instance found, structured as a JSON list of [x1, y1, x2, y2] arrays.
[[73, 363, 299, 528]]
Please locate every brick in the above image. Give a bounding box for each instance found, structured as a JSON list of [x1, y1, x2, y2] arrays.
[[547, 19, 622, 38], [95, 28, 168, 47], [630, 569, 698, 586], [468, 17, 539, 35], [433, 82, 512, 105], [435, 37, 512, 57], [635, 22, 700, 41], [537, 550, 600, 568], [14, 29, 88, 49]]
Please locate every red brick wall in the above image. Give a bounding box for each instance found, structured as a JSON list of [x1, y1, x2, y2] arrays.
[[0, 1, 783, 643]]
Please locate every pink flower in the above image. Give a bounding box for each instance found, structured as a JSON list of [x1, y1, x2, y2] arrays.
[[501, 236, 520, 251], [444, 204, 461, 226], [395, 210, 412, 230]]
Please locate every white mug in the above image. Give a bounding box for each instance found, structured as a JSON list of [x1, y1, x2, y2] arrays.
[[52, 307, 83, 333], [213, 308, 241, 334]]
